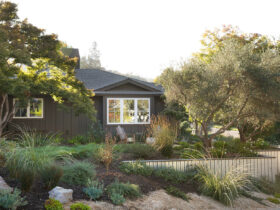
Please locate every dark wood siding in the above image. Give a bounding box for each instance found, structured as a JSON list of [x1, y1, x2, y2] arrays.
[[8, 95, 102, 138]]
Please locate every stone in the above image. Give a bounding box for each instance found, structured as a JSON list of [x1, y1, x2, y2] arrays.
[[146, 137, 155, 145], [49, 186, 73, 204], [0, 176, 12, 192]]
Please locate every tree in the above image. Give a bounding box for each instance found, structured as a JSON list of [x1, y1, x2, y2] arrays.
[[194, 25, 280, 141], [0, 2, 96, 137], [158, 40, 280, 147], [80, 41, 103, 69]]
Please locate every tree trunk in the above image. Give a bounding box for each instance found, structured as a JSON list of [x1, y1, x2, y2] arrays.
[[0, 94, 14, 138], [238, 126, 247, 142]]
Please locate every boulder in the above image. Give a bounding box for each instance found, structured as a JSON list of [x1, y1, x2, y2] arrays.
[[49, 186, 73, 204], [0, 176, 12, 192]]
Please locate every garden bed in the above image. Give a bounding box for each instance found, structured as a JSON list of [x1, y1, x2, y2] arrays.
[[0, 159, 197, 210]]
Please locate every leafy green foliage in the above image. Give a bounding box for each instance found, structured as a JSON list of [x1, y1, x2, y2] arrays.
[[158, 37, 280, 147], [267, 197, 280, 204], [253, 138, 270, 149], [70, 202, 91, 210], [195, 164, 251, 206], [0, 189, 27, 210], [5, 147, 53, 191], [109, 192, 125, 205], [275, 193, 280, 198], [119, 162, 153, 176], [44, 198, 64, 210], [107, 180, 141, 199], [61, 160, 96, 185], [83, 179, 104, 200], [0, 1, 96, 137], [148, 115, 178, 157], [41, 164, 63, 190], [68, 135, 89, 145], [165, 186, 190, 201]]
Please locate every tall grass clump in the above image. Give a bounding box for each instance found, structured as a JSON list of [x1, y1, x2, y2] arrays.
[[148, 115, 178, 157], [16, 126, 60, 147], [195, 164, 251, 206], [5, 147, 54, 191]]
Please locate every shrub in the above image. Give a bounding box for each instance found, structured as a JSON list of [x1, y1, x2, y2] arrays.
[[253, 138, 270, 149], [275, 193, 280, 198], [0, 189, 27, 210], [148, 115, 178, 157], [267, 197, 280, 204], [165, 186, 190, 201], [119, 162, 153, 176], [61, 160, 96, 185], [87, 121, 105, 144], [109, 191, 125, 205], [68, 135, 89, 145], [44, 198, 64, 210], [41, 164, 63, 190], [70, 202, 91, 210], [99, 135, 115, 172], [5, 147, 53, 191], [83, 179, 104, 200], [117, 144, 156, 159], [195, 164, 251, 206], [107, 180, 141, 199], [153, 167, 189, 184]]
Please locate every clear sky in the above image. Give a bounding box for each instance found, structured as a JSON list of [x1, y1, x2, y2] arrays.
[[10, 0, 280, 80]]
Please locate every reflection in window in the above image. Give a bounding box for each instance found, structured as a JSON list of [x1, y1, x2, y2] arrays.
[[13, 98, 43, 118], [123, 99, 135, 123], [137, 99, 149, 123], [30, 98, 43, 117], [107, 98, 150, 124], [108, 99, 120, 123]]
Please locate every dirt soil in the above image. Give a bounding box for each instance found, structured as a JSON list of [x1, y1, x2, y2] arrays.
[[64, 190, 280, 210]]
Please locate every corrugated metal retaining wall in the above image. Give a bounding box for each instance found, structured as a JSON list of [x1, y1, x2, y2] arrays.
[[123, 150, 280, 182]]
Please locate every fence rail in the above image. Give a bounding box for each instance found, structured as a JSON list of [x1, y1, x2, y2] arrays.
[[123, 150, 280, 182]]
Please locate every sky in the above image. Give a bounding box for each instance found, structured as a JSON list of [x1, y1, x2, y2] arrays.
[[10, 0, 280, 80]]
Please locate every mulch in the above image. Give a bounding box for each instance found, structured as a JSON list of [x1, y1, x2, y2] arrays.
[[0, 159, 198, 210]]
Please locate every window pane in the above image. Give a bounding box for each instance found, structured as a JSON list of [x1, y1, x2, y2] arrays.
[[30, 98, 43, 117], [137, 99, 150, 123], [14, 100, 27, 117], [123, 99, 135, 123], [108, 99, 120, 123]]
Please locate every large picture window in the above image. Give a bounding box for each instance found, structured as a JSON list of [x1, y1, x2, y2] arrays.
[[107, 98, 150, 124], [13, 98, 44, 119]]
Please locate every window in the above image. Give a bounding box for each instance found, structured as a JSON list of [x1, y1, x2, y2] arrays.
[[13, 98, 44, 118], [107, 98, 150, 124]]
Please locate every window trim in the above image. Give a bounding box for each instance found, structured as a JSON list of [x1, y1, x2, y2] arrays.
[[107, 98, 150, 125], [13, 98, 44, 119]]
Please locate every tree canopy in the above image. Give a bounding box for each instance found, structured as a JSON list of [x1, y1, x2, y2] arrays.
[[0, 1, 96, 136], [80, 41, 103, 69], [158, 39, 280, 147]]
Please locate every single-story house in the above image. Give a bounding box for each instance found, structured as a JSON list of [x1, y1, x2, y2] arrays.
[[8, 49, 165, 138]]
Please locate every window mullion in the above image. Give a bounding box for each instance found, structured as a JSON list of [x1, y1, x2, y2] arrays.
[[134, 99, 137, 124], [120, 99, 123, 124]]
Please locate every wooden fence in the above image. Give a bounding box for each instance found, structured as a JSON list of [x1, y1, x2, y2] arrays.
[[123, 150, 280, 182]]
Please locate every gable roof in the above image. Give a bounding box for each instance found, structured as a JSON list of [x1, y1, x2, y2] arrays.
[[75, 69, 164, 94]]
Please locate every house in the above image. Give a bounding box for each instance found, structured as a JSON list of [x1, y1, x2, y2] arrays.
[[9, 49, 165, 138]]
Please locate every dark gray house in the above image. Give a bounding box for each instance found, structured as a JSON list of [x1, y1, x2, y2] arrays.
[[9, 56, 165, 138]]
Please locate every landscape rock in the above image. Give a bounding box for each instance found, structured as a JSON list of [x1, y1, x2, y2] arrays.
[[0, 176, 12, 192], [49, 186, 73, 204]]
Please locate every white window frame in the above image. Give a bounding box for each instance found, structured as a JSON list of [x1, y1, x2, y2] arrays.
[[13, 98, 44, 119], [107, 98, 150, 125]]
